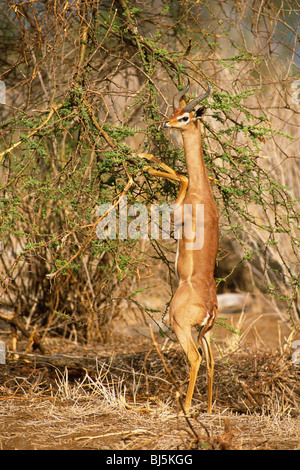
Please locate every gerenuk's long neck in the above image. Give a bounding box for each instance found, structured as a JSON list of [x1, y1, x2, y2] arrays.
[[181, 121, 212, 196]]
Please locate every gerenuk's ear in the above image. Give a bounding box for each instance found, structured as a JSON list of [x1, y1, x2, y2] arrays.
[[194, 106, 206, 119]]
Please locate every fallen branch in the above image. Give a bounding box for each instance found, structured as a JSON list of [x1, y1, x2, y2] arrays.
[[75, 428, 155, 442], [0, 313, 46, 354], [6, 351, 106, 371]]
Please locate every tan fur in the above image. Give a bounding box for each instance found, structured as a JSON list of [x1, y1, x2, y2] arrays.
[[167, 116, 219, 412], [139, 92, 219, 412]]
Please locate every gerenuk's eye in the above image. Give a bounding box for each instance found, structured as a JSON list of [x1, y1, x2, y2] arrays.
[[180, 116, 189, 122]]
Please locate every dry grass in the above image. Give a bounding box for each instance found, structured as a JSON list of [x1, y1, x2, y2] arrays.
[[1, 395, 298, 450], [0, 334, 299, 450]]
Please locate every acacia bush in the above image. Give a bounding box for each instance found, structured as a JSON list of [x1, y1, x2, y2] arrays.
[[0, 0, 299, 343]]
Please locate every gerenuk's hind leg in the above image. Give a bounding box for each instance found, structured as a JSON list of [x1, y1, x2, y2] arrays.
[[172, 321, 202, 411], [201, 330, 214, 414]]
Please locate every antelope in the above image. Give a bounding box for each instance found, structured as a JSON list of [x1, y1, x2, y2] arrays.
[[140, 79, 219, 413]]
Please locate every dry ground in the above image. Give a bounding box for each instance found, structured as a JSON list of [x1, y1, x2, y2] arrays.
[[0, 310, 299, 451]]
